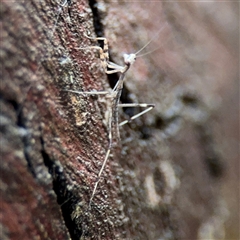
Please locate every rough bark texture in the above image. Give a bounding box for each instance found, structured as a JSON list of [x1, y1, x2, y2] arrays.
[[0, 1, 239, 240]]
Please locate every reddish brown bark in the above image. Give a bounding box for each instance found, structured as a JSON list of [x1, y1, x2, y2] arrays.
[[1, 1, 239, 240]]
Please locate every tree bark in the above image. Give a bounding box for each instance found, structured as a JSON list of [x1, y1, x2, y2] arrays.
[[1, 1, 238, 240]]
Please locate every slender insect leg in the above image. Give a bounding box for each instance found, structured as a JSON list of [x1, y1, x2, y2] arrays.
[[65, 89, 110, 95], [64, 90, 117, 206], [79, 45, 123, 74], [89, 105, 113, 206], [89, 102, 154, 204], [84, 36, 109, 58], [118, 103, 155, 126], [81, 35, 125, 74]]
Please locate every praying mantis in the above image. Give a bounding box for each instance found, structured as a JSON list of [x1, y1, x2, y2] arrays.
[[66, 24, 167, 205]]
